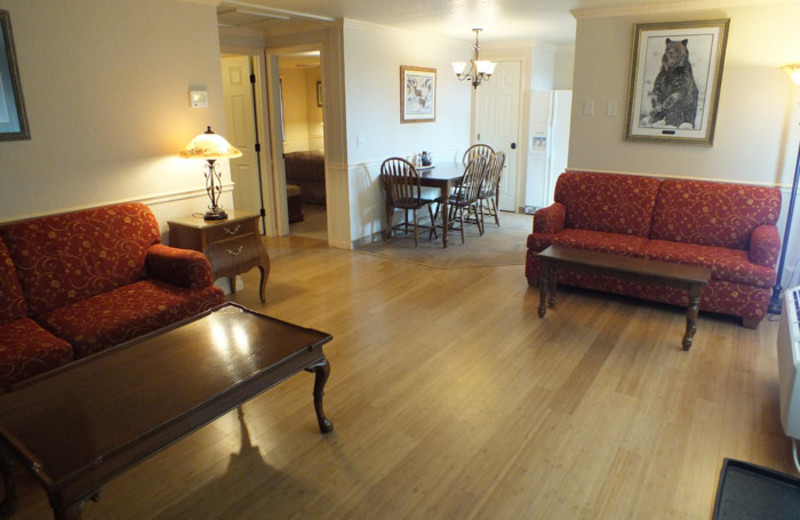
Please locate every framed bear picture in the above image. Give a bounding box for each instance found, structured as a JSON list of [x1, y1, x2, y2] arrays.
[[625, 19, 729, 145]]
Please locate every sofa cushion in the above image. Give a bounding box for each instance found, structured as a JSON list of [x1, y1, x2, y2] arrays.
[[555, 171, 661, 237], [37, 279, 225, 359], [0, 238, 26, 325], [642, 239, 776, 288], [0, 203, 161, 316], [0, 318, 73, 388], [650, 180, 781, 249], [552, 229, 649, 256]]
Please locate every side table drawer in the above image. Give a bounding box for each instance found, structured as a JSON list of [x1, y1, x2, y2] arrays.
[[206, 219, 257, 243], [208, 236, 261, 273]]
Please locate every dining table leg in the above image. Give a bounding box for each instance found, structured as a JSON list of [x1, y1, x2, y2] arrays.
[[440, 187, 449, 248]]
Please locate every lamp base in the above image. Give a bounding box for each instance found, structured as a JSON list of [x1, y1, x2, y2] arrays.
[[203, 209, 228, 221]]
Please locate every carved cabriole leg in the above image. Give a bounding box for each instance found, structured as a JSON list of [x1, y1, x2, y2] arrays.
[[306, 358, 334, 434], [683, 284, 703, 351], [0, 442, 16, 518], [257, 263, 268, 303]]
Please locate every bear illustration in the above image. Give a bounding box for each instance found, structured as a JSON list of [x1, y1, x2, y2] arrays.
[[648, 38, 699, 129]]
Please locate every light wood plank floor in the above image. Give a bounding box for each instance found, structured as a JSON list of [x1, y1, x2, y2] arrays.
[[9, 235, 789, 519]]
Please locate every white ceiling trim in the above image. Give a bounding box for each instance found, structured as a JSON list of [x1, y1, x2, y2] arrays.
[[571, 0, 800, 19]]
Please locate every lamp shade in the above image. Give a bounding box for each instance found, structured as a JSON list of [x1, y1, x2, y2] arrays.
[[784, 64, 800, 86], [179, 126, 242, 160], [476, 60, 497, 75]]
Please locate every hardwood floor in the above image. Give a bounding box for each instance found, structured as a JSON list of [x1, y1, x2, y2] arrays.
[[9, 234, 788, 519]]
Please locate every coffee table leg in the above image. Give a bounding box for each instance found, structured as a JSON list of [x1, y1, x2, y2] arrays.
[[49, 495, 85, 520], [538, 261, 550, 318], [683, 284, 703, 351], [306, 358, 334, 434], [547, 267, 558, 309], [0, 442, 16, 518]]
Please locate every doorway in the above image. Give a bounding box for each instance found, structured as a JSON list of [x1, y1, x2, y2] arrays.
[[275, 50, 328, 241], [220, 48, 329, 242], [474, 60, 522, 212]]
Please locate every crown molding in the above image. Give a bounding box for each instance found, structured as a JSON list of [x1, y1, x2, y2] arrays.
[[571, 0, 799, 19]]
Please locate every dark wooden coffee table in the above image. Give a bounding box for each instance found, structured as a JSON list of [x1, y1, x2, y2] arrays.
[[0, 303, 333, 520], [537, 245, 711, 351]]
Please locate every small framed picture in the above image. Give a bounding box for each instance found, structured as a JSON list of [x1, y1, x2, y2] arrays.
[[400, 66, 436, 124], [0, 10, 30, 141], [625, 19, 729, 145]]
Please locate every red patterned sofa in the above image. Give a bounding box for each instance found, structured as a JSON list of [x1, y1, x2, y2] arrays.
[[525, 171, 782, 328], [0, 203, 226, 388]]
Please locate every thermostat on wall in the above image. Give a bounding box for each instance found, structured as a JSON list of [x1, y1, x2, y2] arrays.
[[189, 90, 208, 108]]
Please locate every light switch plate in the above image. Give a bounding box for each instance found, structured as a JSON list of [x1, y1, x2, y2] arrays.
[[189, 90, 208, 108], [583, 100, 594, 116]]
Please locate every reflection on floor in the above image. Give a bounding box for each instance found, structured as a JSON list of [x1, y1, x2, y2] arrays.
[[290, 204, 327, 241]]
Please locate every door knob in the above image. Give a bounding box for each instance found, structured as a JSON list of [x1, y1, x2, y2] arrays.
[[510, 142, 517, 149]]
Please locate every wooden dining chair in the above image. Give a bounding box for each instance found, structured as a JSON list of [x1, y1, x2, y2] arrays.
[[432, 156, 488, 244], [381, 157, 438, 247], [470, 150, 506, 231], [462, 143, 494, 167]]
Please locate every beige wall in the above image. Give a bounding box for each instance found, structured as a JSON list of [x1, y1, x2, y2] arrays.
[[343, 20, 472, 242], [569, 3, 800, 187], [0, 0, 228, 231], [280, 66, 323, 153]]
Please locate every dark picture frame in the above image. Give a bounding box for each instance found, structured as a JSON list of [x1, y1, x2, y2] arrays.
[[0, 10, 30, 141], [400, 65, 436, 124], [625, 19, 729, 145]]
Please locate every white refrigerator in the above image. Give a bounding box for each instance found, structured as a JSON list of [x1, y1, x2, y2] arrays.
[[525, 90, 572, 211]]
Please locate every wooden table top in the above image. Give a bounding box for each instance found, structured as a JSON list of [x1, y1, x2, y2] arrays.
[[0, 303, 331, 493], [538, 245, 711, 285]]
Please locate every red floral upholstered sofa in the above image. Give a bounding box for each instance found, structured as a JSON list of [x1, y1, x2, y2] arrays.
[[0, 203, 225, 388], [525, 171, 782, 328]]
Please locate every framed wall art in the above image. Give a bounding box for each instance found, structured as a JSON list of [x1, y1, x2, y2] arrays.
[[625, 19, 729, 145], [400, 65, 436, 124], [0, 10, 30, 141]]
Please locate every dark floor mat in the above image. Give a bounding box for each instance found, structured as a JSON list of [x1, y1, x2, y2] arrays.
[[714, 458, 800, 519]]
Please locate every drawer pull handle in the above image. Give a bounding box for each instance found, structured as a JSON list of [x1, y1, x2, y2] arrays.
[[224, 225, 242, 236], [226, 246, 245, 256]]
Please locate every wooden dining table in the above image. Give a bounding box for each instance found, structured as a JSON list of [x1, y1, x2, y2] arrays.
[[418, 162, 464, 248]]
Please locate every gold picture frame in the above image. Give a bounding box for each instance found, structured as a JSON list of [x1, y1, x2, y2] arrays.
[[0, 10, 30, 141], [400, 65, 436, 124], [625, 19, 729, 145]]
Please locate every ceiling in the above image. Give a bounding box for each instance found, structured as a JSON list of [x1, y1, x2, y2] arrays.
[[216, 0, 755, 47]]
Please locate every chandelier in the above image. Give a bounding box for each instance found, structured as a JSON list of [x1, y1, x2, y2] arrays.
[[452, 28, 497, 89]]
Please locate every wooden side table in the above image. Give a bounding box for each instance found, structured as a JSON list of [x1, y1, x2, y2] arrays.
[[168, 210, 270, 302]]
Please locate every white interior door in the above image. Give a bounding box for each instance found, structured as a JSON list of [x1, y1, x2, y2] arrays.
[[221, 55, 262, 216], [475, 61, 521, 212]]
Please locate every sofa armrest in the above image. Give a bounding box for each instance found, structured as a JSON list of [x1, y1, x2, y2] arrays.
[[748, 224, 781, 268], [533, 203, 566, 234], [145, 244, 215, 289]]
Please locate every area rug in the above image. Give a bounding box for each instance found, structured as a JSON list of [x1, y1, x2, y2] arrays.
[[354, 211, 531, 269]]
